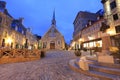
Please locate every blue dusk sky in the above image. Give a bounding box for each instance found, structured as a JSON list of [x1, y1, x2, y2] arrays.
[[4, 0, 103, 44]]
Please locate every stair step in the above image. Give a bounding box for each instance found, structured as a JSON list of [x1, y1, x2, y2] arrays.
[[89, 70, 117, 80], [95, 62, 120, 69], [89, 64, 120, 76], [75, 58, 97, 66], [69, 59, 119, 80]]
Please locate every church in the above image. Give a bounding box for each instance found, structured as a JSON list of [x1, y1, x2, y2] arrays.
[[41, 11, 65, 50]]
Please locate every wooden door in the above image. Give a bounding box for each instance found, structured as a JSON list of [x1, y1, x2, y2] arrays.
[[50, 42, 55, 49]]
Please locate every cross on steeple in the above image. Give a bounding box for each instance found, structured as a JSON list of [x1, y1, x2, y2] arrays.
[[51, 10, 56, 25]]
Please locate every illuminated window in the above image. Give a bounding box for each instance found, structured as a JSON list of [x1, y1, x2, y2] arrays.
[[97, 40, 102, 47], [83, 43, 87, 48], [89, 42, 94, 48]]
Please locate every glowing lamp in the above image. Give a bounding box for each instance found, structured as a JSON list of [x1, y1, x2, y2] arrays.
[[7, 37, 12, 44]]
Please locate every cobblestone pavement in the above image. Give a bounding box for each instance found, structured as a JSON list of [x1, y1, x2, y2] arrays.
[[0, 50, 100, 80]]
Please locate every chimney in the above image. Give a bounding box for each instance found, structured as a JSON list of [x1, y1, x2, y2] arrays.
[[19, 17, 24, 24], [0, 1, 6, 9]]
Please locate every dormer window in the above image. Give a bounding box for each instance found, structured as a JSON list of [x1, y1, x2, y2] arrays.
[[22, 30, 24, 34], [89, 21, 91, 25], [15, 26, 18, 31], [97, 16, 100, 20]]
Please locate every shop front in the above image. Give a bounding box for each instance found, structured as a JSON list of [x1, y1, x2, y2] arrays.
[[82, 38, 102, 52]]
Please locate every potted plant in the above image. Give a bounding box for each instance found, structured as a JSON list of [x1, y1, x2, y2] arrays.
[[109, 47, 120, 63], [74, 48, 81, 56]]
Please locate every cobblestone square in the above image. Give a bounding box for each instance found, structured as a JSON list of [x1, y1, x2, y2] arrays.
[[0, 50, 100, 80]]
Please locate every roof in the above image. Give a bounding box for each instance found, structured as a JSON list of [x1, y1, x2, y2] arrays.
[[0, 1, 13, 18], [73, 11, 97, 24]]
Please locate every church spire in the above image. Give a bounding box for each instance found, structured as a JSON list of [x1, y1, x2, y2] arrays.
[[51, 10, 56, 25]]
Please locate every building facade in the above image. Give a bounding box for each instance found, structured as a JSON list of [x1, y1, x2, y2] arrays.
[[101, 0, 120, 52], [41, 11, 65, 50], [81, 16, 104, 51], [73, 11, 98, 41], [72, 11, 102, 49], [71, 10, 105, 52], [0, 1, 39, 49]]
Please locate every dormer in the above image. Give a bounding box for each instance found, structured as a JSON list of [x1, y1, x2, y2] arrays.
[[19, 17, 24, 24], [97, 16, 100, 20], [0, 1, 6, 12], [88, 20, 92, 25]]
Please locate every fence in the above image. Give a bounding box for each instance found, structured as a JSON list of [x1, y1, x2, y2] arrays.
[[0, 49, 41, 64]]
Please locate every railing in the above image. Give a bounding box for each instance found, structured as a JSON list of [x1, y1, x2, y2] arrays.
[[0, 49, 41, 64], [0, 49, 40, 58]]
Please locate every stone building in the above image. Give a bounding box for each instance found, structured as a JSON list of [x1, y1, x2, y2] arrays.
[[73, 11, 98, 42], [41, 11, 65, 50], [81, 15, 104, 51], [11, 18, 26, 49], [101, 0, 120, 52], [25, 28, 38, 49], [71, 10, 105, 50], [0, 1, 13, 48], [0, 1, 39, 49], [71, 10, 104, 51]]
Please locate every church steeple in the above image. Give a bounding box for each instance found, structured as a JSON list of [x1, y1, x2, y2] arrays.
[[51, 10, 56, 25]]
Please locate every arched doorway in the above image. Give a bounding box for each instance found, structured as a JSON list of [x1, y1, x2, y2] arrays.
[[50, 41, 55, 49]]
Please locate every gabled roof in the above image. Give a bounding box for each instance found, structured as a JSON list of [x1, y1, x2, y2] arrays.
[[43, 25, 63, 38]]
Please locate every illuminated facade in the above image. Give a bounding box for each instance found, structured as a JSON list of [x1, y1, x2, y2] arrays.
[[101, 0, 120, 52], [41, 11, 65, 50], [81, 16, 104, 50], [73, 11, 97, 42], [71, 10, 104, 51], [0, 1, 39, 49]]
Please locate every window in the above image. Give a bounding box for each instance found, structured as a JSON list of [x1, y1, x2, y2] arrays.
[[43, 42, 47, 48], [115, 25, 120, 33], [0, 17, 2, 23], [4, 31, 7, 37], [58, 40, 61, 45], [15, 26, 18, 31], [113, 14, 119, 21], [110, 1, 116, 10], [22, 30, 24, 34]]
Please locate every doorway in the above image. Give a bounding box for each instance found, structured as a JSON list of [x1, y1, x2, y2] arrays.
[[50, 41, 55, 49]]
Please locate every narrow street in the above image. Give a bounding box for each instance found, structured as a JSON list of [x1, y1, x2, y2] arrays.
[[0, 50, 99, 80]]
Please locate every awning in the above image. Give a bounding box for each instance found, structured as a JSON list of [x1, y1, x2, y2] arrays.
[[82, 38, 101, 44]]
